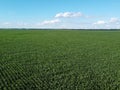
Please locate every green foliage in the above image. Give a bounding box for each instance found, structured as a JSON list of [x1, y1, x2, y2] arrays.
[[0, 30, 120, 90]]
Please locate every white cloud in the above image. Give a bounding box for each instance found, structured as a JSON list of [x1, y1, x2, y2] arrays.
[[55, 12, 83, 18], [109, 18, 119, 23], [16, 22, 29, 26], [2, 22, 12, 25], [1, 16, 120, 29], [92, 17, 120, 29], [40, 19, 61, 25], [93, 20, 106, 25], [94, 18, 120, 25]]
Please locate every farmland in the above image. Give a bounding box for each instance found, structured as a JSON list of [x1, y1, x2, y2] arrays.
[[0, 30, 120, 90]]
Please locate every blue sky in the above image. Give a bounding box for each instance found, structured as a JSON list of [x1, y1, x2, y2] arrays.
[[0, 0, 120, 29]]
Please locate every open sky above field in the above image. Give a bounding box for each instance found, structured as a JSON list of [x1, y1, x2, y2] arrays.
[[0, 0, 120, 29]]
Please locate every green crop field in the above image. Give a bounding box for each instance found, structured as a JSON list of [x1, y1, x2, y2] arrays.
[[0, 30, 120, 90]]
